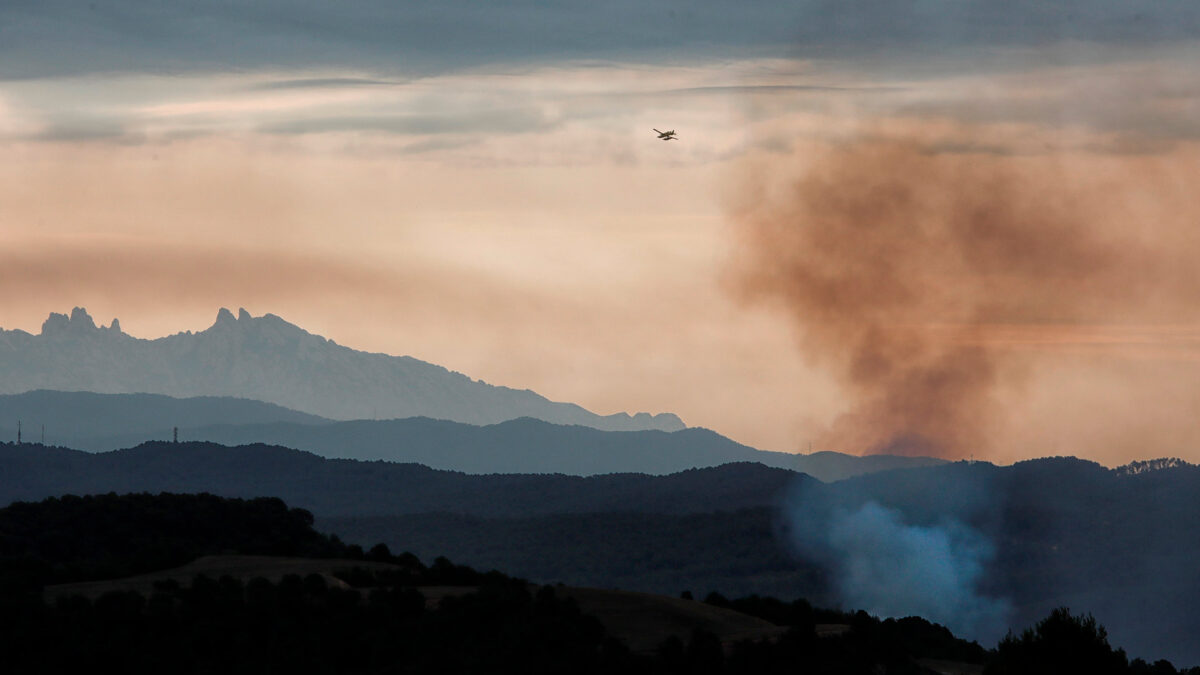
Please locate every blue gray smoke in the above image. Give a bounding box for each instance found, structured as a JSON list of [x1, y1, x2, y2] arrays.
[[822, 501, 1011, 642], [779, 476, 1012, 645]]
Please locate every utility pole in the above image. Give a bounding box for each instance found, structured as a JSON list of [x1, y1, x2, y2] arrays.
[[41, 424, 44, 445], [16, 420, 20, 444], [173, 426, 178, 443]]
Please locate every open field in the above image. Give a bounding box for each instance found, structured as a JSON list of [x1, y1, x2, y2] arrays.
[[43, 555, 401, 602], [557, 586, 788, 654], [43, 554, 790, 654]]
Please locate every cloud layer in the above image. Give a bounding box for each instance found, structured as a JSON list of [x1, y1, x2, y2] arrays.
[[3, 2, 1198, 80]]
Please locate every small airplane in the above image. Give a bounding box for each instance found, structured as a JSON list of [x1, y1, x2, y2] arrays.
[[653, 128, 678, 141]]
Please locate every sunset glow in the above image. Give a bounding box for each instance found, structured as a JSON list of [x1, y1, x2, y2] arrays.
[[4, 4, 1199, 463]]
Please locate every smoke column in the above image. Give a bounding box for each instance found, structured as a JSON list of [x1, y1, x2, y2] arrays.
[[824, 501, 1010, 643], [778, 467, 1011, 644], [730, 137, 1200, 458]]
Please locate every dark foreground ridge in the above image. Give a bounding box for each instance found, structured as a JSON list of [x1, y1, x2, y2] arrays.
[[3, 492, 1192, 674]]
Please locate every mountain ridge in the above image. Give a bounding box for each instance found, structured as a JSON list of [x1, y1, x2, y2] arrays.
[[0, 390, 946, 480], [0, 307, 684, 432], [0, 440, 809, 517]]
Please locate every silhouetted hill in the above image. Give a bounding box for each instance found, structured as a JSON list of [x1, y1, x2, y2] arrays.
[[0, 492, 341, 586], [184, 418, 939, 479], [0, 441, 806, 517], [159, 417, 806, 475], [791, 450, 945, 482], [0, 307, 684, 432], [0, 390, 328, 447], [0, 391, 945, 479]]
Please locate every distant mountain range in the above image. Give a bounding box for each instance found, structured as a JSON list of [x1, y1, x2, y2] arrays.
[[0, 307, 684, 432], [181, 418, 946, 478], [0, 390, 946, 479]]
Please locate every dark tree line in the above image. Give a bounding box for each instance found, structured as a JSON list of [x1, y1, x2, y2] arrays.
[[0, 492, 344, 591], [986, 607, 1199, 675]]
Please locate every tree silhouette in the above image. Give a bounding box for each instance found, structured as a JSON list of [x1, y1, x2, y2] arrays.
[[988, 607, 1128, 675]]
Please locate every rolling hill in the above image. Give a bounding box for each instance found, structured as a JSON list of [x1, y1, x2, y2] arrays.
[[0, 390, 328, 446]]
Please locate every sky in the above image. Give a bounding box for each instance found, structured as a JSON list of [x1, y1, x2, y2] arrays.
[[2, 2, 1200, 465]]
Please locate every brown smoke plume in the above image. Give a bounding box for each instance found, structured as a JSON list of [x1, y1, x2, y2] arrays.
[[730, 138, 1200, 458]]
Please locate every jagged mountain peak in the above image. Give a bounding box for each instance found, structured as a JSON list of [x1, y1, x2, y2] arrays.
[[69, 306, 93, 326], [212, 307, 265, 327], [208, 308, 310, 333], [202, 308, 323, 347], [42, 307, 94, 334], [40, 307, 123, 337]]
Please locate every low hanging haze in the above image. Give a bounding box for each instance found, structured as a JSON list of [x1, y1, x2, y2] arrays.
[[3, 2, 1200, 466]]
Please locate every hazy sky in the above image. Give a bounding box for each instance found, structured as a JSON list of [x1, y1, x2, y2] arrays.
[[3, 2, 1199, 465]]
